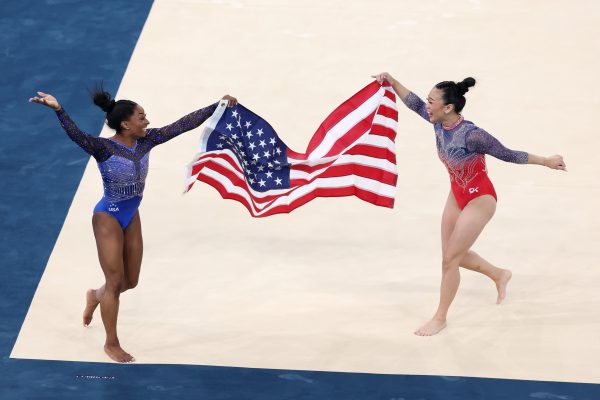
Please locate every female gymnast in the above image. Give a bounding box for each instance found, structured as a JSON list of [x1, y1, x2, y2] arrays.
[[30, 87, 237, 362], [373, 72, 566, 336]]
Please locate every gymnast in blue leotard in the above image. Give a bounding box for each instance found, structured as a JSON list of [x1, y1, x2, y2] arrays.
[[54, 91, 222, 230], [30, 87, 238, 363]]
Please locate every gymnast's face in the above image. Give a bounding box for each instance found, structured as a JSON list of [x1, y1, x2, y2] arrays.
[[426, 88, 453, 123], [122, 105, 150, 137]]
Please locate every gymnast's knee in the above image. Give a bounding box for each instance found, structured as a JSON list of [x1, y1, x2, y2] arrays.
[[104, 280, 124, 297], [442, 253, 461, 273], [121, 276, 138, 292]]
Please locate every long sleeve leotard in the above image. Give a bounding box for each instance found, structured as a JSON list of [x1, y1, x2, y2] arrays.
[[56, 103, 217, 203], [402, 92, 528, 208]]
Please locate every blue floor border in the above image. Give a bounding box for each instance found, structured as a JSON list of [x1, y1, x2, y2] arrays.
[[1, 1, 599, 398], [3, 359, 600, 400]]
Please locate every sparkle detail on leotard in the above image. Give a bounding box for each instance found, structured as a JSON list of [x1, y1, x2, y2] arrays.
[[403, 92, 528, 189], [56, 103, 217, 202]]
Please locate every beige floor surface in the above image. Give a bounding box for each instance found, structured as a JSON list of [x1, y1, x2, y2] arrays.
[[11, 0, 600, 384]]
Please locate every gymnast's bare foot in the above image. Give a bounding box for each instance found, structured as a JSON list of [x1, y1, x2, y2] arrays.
[[83, 289, 100, 327], [495, 269, 512, 305], [104, 343, 135, 363], [414, 318, 447, 336]]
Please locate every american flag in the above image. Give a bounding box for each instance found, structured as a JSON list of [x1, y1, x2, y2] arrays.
[[184, 81, 398, 217]]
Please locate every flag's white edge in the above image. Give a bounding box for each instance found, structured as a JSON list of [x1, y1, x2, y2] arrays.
[[200, 99, 229, 152], [182, 99, 228, 194]]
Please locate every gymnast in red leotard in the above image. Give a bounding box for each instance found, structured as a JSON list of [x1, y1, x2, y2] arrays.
[[373, 72, 567, 336]]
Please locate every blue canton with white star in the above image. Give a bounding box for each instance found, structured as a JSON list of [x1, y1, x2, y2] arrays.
[[205, 104, 291, 192]]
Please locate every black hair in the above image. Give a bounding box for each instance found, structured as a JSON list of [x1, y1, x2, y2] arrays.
[[90, 83, 137, 133], [434, 77, 476, 114]]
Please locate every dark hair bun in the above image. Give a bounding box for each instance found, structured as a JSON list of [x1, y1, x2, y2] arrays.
[[90, 83, 115, 114], [456, 77, 476, 95], [88, 81, 138, 132]]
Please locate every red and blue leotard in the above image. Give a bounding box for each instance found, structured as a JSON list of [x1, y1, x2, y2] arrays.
[[403, 92, 528, 209]]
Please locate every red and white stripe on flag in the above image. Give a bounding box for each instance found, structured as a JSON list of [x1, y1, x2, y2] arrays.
[[185, 81, 398, 217]]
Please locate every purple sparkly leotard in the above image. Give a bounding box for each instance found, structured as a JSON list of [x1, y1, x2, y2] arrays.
[[403, 92, 529, 209], [56, 103, 218, 228]]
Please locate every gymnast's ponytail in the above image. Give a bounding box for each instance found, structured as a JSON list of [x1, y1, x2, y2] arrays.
[[90, 82, 137, 133]]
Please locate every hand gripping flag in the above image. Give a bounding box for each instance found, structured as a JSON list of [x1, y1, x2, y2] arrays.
[[184, 81, 398, 217]]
